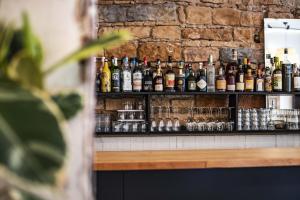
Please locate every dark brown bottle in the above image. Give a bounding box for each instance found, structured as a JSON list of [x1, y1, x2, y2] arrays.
[[226, 67, 236, 92]]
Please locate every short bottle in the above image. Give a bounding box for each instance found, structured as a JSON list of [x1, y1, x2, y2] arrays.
[[273, 56, 283, 92], [293, 64, 300, 92], [164, 56, 176, 92], [111, 57, 121, 92], [255, 68, 264, 92], [176, 61, 186, 92], [187, 66, 197, 91], [245, 68, 254, 92], [216, 67, 226, 92], [264, 66, 273, 92], [235, 61, 245, 92], [196, 62, 207, 92], [226, 67, 236, 92], [142, 57, 153, 92], [153, 61, 164, 92], [101, 58, 111, 92]]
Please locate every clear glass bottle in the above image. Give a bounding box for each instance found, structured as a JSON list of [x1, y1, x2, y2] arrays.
[[164, 56, 176, 92], [111, 57, 121, 92], [216, 67, 226, 92], [264, 66, 273, 92], [207, 55, 215, 92], [132, 59, 143, 92], [101, 58, 111, 92], [282, 48, 292, 92], [176, 61, 185, 92], [154, 61, 164, 92], [121, 56, 132, 92], [273, 56, 282, 92], [196, 62, 207, 92]]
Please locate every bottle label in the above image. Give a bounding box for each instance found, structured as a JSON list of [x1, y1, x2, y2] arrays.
[[273, 74, 282, 90], [123, 71, 132, 91], [256, 79, 264, 91], [236, 82, 244, 91], [176, 77, 185, 91], [165, 74, 175, 88], [239, 74, 244, 82], [245, 79, 254, 90], [216, 80, 226, 90], [265, 76, 272, 92], [143, 80, 153, 91], [112, 72, 120, 90], [197, 79, 207, 89], [188, 81, 196, 90], [155, 84, 163, 91], [227, 84, 235, 91], [294, 77, 300, 89], [133, 72, 142, 91], [207, 71, 215, 86]]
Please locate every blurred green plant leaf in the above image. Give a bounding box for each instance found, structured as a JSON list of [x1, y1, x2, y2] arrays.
[[51, 92, 83, 120], [43, 30, 131, 75], [0, 79, 66, 184], [0, 22, 14, 74]]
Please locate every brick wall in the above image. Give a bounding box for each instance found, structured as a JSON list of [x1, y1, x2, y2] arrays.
[[97, 0, 300, 64]]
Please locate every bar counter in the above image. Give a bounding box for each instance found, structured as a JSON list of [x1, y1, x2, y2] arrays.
[[94, 147, 300, 171]]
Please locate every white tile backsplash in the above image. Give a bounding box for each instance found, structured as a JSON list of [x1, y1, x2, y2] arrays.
[[95, 134, 300, 151]]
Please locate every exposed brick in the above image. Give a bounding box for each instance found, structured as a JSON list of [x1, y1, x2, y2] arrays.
[[183, 47, 219, 61], [98, 26, 151, 39], [182, 28, 233, 41], [186, 6, 212, 24], [195, 95, 229, 107], [105, 42, 138, 58], [234, 28, 253, 43], [177, 6, 186, 23], [98, 5, 127, 23], [138, 42, 181, 61], [213, 8, 241, 26], [152, 26, 181, 40]]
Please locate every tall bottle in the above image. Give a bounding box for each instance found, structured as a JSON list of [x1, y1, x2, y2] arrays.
[[226, 66, 236, 92], [273, 56, 282, 92], [101, 58, 111, 92], [255, 68, 264, 92], [121, 56, 132, 92], [227, 49, 238, 75], [293, 64, 300, 92], [164, 56, 176, 92], [187, 67, 196, 92], [216, 67, 226, 92], [282, 48, 292, 92], [196, 62, 207, 92], [111, 57, 121, 92], [132, 59, 143, 92], [264, 66, 273, 92], [153, 61, 164, 92], [236, 60, 245, 92], [245, 68, 254, 92], [207, 55, 215, 92], [176, 61, 185, 92], [142, 57, 153, 91], [153, 59, 160, 79]]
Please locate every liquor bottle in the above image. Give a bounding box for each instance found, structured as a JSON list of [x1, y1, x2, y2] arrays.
[[282, 48, 292, 92], [196, 62, 207, 92], [185, 64, 192, 91], [176, 61, 185, 92], [111, 57, 121, 92], [142, 57, 153, 91], [153, 59, 160, 79], [243, 57, 248, 73], [101, 58, 111, 92], [236, 60, 245, 92], [226, 49, 238, 75], [164, 56, 176, 92], [273, 56, 282, 92], [245, 68, 254, 92], [264, 66, 273, 92], [216, 67, 226, 92], [207, 55, 215, 92], [226, 66, 236, 92], [255, 68, 264, 92], [132, 60, 143, 92], [154, 61, 164, 92], [121, 56, 132, 92], [187, 67, 196, 91], [293, 65, 300, 92]]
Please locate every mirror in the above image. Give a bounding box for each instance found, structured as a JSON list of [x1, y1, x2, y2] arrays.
[[264, 18, 300, 109]]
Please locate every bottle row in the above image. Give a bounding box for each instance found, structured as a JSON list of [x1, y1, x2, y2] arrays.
[[96, 48, 300, 93]]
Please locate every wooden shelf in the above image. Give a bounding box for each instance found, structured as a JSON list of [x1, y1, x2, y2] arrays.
[[93, 147, 300, 171]]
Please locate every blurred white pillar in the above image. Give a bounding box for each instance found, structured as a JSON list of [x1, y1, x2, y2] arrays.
[[0, 0, 95, 199]]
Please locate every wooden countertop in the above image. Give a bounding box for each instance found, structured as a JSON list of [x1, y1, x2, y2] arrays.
[[94, 148, 300, 171]]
